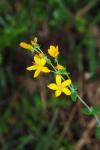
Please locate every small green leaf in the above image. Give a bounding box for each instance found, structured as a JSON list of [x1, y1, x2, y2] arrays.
[[96, 125, 100, 139], [17, 135, 34, 149], [82, 106, 100, 116], [55, 69, 67, 75], [75, 17, 86, 33], [0, 107, 11, 133], [92, 106, 100, 115], [82, 107, 94, 116], [71, 90, 78, 102]]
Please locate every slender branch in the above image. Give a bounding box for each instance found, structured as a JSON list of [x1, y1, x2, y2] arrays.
[[77, 95, 92, 112], [48, 108, 59, 132], [76, 0, 98, 17]]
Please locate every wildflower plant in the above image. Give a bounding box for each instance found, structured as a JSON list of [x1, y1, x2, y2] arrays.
[[20, 37, 100, 139]]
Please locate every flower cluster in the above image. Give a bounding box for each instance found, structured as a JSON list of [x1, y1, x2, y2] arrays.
[[20, 37, 100, 131], [20, 38, 71, 97]]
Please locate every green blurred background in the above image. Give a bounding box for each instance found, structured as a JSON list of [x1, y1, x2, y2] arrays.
[[0, 0, 100, 149]]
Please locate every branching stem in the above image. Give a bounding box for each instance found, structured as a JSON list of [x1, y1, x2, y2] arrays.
[[35, 46, 100, 126]]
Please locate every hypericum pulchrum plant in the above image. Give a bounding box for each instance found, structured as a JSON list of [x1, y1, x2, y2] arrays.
[[20, 37, 100, 139]]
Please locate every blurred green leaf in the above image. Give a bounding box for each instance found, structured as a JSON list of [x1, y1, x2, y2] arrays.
[[48, 97, 71, 109], [92, 106, 100, 115], [0, 107, 11, 133], [96, 125, 100, 139], [75, 17, 86, 33], [0, 69, 6, 91], [84, 36, 97, 75], [17, 135, 34, 150], [71, 90, 77, 102]]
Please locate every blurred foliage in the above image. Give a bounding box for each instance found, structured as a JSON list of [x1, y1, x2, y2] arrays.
[[0, 0, 100, 149]]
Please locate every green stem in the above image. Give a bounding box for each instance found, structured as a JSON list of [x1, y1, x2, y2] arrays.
[[48, 108, 59, 132], [55, 58, 59, 65], [77, 95, 92, 112]]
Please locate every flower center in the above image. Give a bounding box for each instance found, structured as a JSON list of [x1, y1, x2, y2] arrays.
[[57, 84, 63, 91]]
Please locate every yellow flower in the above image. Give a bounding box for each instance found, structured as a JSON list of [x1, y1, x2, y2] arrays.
[[26, 54, 50, 78], [48, 45, 59, 58], [56, 64, 65, 70], [19, 42, 33, 51], [48, 75, 71, 97], [34, 52, 44, 59]]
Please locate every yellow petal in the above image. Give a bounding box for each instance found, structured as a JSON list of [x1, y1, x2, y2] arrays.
[[48, 48, 53, 57], [34, 55, 41, 64], [63, 88, 71, 95], [19, 42, 33, 50], [40, 58, 46, 66], [26, 65, 37, 71], [56, 75, 61, 84], [35, 53, 44, 59], [34, 70, 40, 78], [55, 45, 59, 57], [42, 67, 50, 73], [50, 45, 55, 49], [55, 90, 61, 97], [48, 83, 57, 90], [49, 45, 55, 54], [56, 45, 58, 51], [39, 53, 44, 58], [56, 64, 65, 70], [34, 54, 40, 59], [62, 79, 71, 86]]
